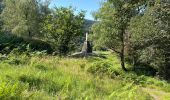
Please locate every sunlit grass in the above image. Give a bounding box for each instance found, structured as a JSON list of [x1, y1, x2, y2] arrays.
[[0, 51, 169, 99]]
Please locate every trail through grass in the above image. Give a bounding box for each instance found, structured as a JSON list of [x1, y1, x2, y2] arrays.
[[142, 88, 170, 100]]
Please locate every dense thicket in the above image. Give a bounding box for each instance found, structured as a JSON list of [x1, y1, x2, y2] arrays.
[[91, 0, 147, 71], [91, 0, 170, 79], [129, 0, 170, 79]]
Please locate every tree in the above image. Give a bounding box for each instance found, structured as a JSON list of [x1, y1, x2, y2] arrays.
[[38, 0, 51, 16], [38, 0, 51, 38], [0, 0, 3, 13], [128, 3, 161, 76], [1, 0, 39, 37], [0, 0, 4, 31], [91, 0, 146, 71], [128, 0, 170, 78], [41, 7, 85, 55]]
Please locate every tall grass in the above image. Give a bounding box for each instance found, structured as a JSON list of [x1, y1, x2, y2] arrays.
[[0, 52, 169, 99]]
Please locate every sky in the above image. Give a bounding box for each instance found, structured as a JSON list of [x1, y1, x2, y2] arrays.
[[50, 0, 102, 20]]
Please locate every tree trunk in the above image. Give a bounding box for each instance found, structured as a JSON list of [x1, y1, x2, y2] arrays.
[[28, 31, 32, 38], [120, 45, 127, 71], [163, 53, 170, 79], [120, 29, 127, 71]]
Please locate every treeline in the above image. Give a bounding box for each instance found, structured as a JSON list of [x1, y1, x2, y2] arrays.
[[1, 0, 170, 79], [0, 0, 85, 55], [91, 0, 170, 79]]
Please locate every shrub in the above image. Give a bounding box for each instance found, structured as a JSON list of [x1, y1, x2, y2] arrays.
[[123, 74, 146, 85], [87, 61, 111, 75], [87, 61, 121, 78]]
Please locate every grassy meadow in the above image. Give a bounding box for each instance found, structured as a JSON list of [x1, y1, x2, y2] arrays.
[[0, 51, 170, 100]]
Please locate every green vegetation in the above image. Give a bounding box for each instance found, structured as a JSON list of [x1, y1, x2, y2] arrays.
[[91, 0, 170, 79], [0, 0, 170, 99], [1, 0, 39, 37], [1, 0, 85, 55], [91, 0, 146, 71], [41, 7, 85, 54], [0, 52, 170, 99]]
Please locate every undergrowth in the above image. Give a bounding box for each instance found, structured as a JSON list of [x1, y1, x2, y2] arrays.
[[0, 51, 169, 99]]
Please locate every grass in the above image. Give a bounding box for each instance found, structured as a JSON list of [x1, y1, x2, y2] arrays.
[[0, 51, 170, 99]]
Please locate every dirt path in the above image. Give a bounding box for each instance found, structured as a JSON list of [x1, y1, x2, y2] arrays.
[[142, 88, 170, 100]]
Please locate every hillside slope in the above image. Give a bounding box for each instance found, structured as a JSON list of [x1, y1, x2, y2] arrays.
[[83, 19, 95, 32], [0, 52, 170, 99]]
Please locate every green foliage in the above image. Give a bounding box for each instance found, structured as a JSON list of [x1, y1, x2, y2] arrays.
[[1, 0, 40, 37], [91, 0, 146, 71], [19, 75, 43, 90], [0, 0, 85, 56], [41, 7, 85, 55], [0, 33, 53, 54], [109, 83, 152, 100], [87, 61, 121, 78], [0, 80, 28, 99], [34, 64, 48, 71], [0, 51, 169, 99], [128, 0, 170, 79], [91, 0, 146, 49], [0, 0, 170, 98]]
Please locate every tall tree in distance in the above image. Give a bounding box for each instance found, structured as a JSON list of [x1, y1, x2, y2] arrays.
[[1, 0, 39, 37], [91, 0, 146, 71]]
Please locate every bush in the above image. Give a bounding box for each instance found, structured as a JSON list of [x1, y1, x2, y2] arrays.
[[123, 74, 146, 85], [87, 61, 112, 75], [87, 61, 120, 78]]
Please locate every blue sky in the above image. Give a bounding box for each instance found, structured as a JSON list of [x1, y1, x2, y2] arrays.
[[50, 0, 102, 20]]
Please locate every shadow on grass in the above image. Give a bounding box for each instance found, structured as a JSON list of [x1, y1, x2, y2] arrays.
[[18, 75, 64, 95], [0, 33, 53, 54], [131, 63, 157, 77]]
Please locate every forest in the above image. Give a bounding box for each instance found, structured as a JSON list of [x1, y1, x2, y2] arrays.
[[0, 0, 170, 99]]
